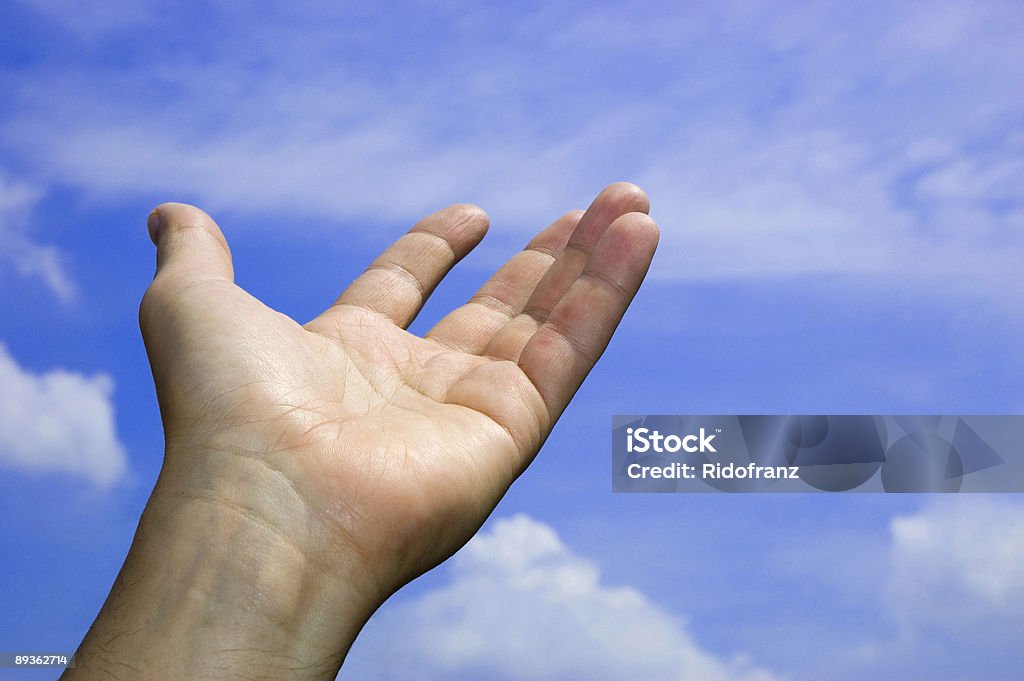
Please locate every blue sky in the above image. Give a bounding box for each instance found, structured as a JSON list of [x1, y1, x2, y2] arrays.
[[1, 1, 1023, 679]]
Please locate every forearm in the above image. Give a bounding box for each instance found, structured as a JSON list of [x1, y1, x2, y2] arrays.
[[62, 462, 375, 681]]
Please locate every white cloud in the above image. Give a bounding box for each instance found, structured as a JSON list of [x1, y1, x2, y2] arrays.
[[0, 342, 127, 487], [342, 514, 780, 681], [889, 497, 1024, 626], [0, 170, 76, 301]]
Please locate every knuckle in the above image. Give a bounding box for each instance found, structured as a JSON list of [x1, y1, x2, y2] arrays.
[[137, 275, 189, 333], [138, 284, 163, 335]]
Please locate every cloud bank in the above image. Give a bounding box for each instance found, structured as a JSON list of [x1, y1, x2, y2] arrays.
[[889, 496, 1024, 627], [343, 514, 779, 681]]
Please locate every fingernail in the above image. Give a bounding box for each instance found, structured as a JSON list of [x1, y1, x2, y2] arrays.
[[146, 210, 162, 245]]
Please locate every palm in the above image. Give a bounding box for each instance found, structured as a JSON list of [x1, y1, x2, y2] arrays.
[[141, 184, 657, 591]]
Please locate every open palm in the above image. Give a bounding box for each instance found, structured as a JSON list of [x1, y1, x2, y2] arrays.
[[140, 183, 658, 599]]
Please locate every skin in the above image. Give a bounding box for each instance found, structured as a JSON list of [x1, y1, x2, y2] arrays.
[[61, 183, 659, 680]]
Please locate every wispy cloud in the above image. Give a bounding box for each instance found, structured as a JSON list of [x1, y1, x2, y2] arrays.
[[16, 0, 154, 36], [343, 514, 779, 681], [0, 342, 127, 487], [2, 1, 1021, 300], [0, 170, 76, 301]]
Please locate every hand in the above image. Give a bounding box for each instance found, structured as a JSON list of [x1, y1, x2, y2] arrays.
[[64, 183, 658, 680]]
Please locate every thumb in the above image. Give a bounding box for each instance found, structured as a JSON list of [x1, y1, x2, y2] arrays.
[[139, 203, 236, 420], [147, 202, 234, 283]]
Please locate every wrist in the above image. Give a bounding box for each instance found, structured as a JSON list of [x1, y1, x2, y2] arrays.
[[64, 450, 380, 681]]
